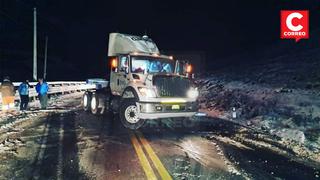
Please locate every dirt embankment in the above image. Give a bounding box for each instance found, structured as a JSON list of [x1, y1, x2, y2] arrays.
[[197, 48, 320, 162]]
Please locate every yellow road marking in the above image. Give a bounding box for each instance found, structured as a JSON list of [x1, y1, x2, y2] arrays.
[[130, 132, 158, 180], [137, 132, 173, 180]]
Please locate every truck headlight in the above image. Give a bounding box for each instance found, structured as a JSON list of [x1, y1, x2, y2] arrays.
[[138, 87, 157, 98], [187, 88, 199, 98]]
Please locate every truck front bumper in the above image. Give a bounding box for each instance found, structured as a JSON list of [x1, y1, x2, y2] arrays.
[[137, 101, 198, 120]]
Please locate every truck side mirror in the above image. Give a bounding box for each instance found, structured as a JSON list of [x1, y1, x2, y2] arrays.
[[183, 62, 195, 78], [111, 66, 118, 72], [111, 57, 118, 72]]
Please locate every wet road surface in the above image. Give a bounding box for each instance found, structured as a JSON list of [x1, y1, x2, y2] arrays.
[[0, 109, 319, 180]]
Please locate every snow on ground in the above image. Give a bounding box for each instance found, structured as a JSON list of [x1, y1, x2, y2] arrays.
[[0, 92, 83, 121], [0, 92, 83, 154], [197, 48, 320, 162]]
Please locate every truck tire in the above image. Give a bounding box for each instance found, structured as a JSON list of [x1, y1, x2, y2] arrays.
[[91, 93, 100, 115], [119, 98, 145, 130], [83, 92, 91, 111]]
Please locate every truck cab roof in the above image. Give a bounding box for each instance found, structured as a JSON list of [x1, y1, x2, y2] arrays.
[[108, 33, 160, 57]]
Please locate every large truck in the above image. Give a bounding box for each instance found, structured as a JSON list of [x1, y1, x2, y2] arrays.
[[82, 33, 199, 129]]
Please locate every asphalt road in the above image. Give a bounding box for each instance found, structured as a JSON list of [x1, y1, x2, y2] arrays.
[[0, 108, 319, 180]]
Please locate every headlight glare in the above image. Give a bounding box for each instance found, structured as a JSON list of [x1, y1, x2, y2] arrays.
[[187, 88, 199, 98]]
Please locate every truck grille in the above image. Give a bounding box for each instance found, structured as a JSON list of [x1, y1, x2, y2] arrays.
[[153, 75, 191, 97]]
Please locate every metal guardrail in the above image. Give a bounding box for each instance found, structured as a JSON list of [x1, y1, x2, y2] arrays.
[[0, 81, 95, 106]]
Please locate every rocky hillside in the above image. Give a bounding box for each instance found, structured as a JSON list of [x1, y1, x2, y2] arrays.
[[197, 47, 320, 156]]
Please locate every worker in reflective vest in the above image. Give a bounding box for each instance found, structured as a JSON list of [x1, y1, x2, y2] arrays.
[[0, 76, 15, 111], [18, 80, 30, 110], [36, 78, 49, 110]]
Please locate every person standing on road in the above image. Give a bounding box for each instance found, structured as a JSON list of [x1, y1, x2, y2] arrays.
[[18, 80, 30, 110], [36, 78, 49, 110], [0, 76, 15, 111]]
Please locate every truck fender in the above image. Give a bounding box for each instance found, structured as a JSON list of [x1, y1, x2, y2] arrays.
[[121, 86, 139, 101]]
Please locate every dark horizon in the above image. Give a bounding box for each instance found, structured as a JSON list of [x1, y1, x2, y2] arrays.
[[1, 0, 319, 81]]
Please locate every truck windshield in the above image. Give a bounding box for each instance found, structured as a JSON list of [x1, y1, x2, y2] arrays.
[[131, 56, 175, 74]]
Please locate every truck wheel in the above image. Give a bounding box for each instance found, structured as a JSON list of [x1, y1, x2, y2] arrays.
[[83, 92, 91, 111], [91, 93, 99, 115], [120, 99, 145, 130]]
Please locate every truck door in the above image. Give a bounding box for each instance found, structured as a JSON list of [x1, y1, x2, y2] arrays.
[[110, 57, 119, 95], [117, 55, 130, 95]]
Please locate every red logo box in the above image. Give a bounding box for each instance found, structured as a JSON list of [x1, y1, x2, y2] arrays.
[[281, 10, 309, 42]]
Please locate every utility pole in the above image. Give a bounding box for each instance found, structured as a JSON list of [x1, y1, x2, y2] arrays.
[[44, 36, 48, 80], [33, 7, 37, 81]]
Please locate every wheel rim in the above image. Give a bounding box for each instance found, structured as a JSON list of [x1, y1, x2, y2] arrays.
[[83, 95, 88, 107], [91, 97, 97, 109], [125, 105, 139, 123]]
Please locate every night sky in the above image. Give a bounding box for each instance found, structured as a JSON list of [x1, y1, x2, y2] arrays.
[[0, 0, 319, 80]]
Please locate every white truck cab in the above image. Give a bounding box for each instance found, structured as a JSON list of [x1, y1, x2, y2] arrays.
[[83, 33, 199, 129]]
